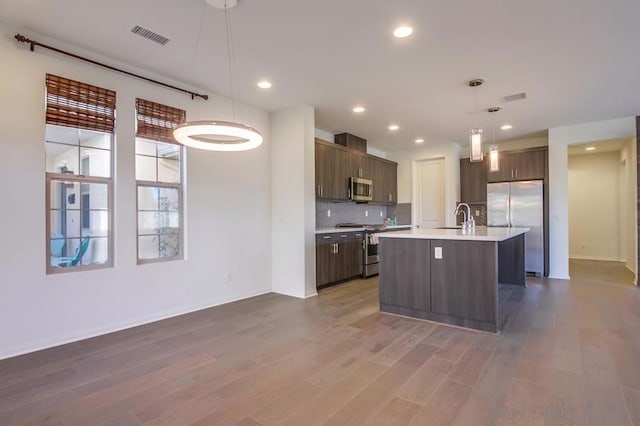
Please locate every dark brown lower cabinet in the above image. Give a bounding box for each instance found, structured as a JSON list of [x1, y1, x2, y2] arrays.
[[430, 240, 497, 324], [316, 232, 364, 290], [379, 238, 430, 312]]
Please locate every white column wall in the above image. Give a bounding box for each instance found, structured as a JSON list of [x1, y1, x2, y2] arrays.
[[270, 105, 316, 298], [0, 25, 272, 359]]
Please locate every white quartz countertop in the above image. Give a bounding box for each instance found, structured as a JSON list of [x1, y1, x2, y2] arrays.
[[315, 225, 413, 234], [377, 226, 529, 242]]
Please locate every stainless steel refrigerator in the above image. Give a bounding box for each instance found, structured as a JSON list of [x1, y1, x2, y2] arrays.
[[487, 180, 544, 276]]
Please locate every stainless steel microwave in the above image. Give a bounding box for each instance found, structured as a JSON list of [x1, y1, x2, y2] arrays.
[[349, 177, 373, 202]]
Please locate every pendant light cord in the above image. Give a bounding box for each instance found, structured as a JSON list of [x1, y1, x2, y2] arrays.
[[191, 2, 207, 77], [224, 1, 237, 122]]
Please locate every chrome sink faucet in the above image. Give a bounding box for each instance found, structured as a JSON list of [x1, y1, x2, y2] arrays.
[[454, 203, 474, 231]]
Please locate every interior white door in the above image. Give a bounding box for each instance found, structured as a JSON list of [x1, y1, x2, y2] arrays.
[[416, 158, 445, 229]]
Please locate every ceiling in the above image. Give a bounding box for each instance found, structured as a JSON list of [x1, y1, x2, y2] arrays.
[[2, 0, 640, 151], [568, 138, 630, 156]]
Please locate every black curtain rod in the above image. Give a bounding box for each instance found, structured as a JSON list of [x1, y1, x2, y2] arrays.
[[14, 34, 209, 101]]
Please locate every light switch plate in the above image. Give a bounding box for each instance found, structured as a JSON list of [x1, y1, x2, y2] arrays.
[[434, 247, 443, 259], [327, 209, 331, 217], [365, 210, 368, 217]]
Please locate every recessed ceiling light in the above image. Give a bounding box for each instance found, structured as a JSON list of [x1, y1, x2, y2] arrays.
[[393, 26, 413, 38], [501, 124, 513, 130], [353, 106, 366, 113], [585, 146, 596, 151], [415, 138, 424, 144], [257, 81, 272, 89], [388, 124, 399, 131]]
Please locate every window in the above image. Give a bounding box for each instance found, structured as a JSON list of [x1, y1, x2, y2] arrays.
[[45, 74, 115, 273], [135, 99, 185, 263]]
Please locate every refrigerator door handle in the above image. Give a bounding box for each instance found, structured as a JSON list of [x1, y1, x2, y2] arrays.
[[509, 196, 513, 227]]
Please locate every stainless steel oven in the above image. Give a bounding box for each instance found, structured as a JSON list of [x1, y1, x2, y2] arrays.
[[363, 230, 380, 278]]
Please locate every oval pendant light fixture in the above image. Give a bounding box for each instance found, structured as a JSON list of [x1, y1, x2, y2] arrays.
[[174, 0, 263, 151]]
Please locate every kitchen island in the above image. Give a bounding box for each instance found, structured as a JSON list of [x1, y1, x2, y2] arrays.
[[378, 226, 528, 333]]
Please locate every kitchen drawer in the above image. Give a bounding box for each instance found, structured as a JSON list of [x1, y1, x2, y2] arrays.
[[316, 232, 363, 243]]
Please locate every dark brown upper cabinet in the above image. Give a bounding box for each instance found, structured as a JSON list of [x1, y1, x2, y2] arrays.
[[316, 139, 397, 204], [459, 157, 488, 203], [487, 148, 547, 183]]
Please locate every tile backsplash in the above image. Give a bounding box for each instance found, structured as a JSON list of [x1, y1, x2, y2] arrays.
[[455, 202, 487, 226], [316, 202, 413, 228]]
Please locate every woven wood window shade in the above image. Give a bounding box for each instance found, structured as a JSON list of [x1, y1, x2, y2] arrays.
[[136, 98, 186, 145], [45, 74, 116, 133]]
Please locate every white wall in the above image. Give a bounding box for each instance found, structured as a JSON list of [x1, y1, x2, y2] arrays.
[[271, 106, 317, 298], [0, 25, 272, 359], [387, 142, 461, 227], [621, 138, 638, 274], [568, 151, 621, 261], [548, 117, 636, 279]]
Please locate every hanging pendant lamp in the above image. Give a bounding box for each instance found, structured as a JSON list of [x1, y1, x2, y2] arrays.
[[173, 0, 263, 151], [468, 79, 484, 162], [487, 107, 501, 172]]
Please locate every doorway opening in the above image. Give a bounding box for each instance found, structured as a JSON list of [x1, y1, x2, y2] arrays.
[[567, 138, 637, 286]]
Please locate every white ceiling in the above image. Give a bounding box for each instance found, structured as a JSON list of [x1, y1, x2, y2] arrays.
[[568, 138, 629, 156], [2, 0, 640, 151]]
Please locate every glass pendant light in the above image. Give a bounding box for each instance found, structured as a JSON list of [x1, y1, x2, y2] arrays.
[[174, 0, 263, 151], [468, 79, 484, 162], [488, 107, 500, 172]]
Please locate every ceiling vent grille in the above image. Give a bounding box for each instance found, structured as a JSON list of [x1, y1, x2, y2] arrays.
[[502, 92, 527, 103], [131, 25, 170, 46]]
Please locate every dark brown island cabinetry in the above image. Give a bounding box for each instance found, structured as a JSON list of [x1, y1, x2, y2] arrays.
[[315, 232, 364, 290], [315, 138, 397, 205]]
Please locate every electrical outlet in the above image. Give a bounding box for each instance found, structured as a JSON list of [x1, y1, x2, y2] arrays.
[[434, 247, 443, 259], [327, 209, 331, 217], [365, 210, 368, 217], [475, 210, 480, 216]]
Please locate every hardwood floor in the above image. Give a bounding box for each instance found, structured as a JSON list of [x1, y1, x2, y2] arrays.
[[570, 258, 636, 287], [0, 273, 639, 425]]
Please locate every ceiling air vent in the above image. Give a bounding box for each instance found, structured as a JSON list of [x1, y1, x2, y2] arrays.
[[502, 92, 527, 103], [131, 25, 170, 46]]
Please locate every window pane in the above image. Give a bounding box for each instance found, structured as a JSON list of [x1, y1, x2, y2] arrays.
[[46, 142, 79, 174], [46, 124, 79, 145], [86, 182, 109, 210], [79, 129, 111, 149], [84, 210, 109, 237], [158, 187, 180, 211], [49, 237, 108, 269], [138, 211, 159, 234], [138, 235, 159, 259], [136, 155, 156, 181], [50, 210, 81, 239], [157, 142, 180, 159], [159, 232, 180, 258], [80, 148, 111, 178], [158, 158, 180, 183], [136, 139, 157, 156], [138, 186, 159, 211]]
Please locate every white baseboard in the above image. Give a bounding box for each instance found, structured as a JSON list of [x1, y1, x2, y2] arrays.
[[0, 289, 272, 361], [569, 255, 624, 262]]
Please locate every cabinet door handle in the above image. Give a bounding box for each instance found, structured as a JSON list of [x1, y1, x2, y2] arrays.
[[323, 235, 331, 239], [511, 170, 514, 178], [362, 240, 366, 250], [317, 185, 320, 196], [321, 185, 324, 196], [335, 243, 339, 254], [515, 169, 518, 178]]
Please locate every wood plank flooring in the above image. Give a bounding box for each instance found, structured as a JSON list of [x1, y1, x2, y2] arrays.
[[0, 271, 639, 425]]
